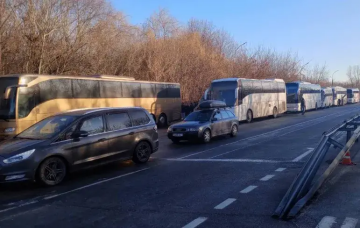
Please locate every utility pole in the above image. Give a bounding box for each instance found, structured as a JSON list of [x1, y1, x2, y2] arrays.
[[331, 70, 339, 87]]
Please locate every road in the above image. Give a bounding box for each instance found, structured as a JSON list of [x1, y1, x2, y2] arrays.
[[1, 104, 360, 228]]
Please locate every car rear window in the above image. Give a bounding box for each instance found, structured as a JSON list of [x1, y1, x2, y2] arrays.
[[130, 110, 151, 126], [226, 110, 235, 117], [106, 113, 132, 131]]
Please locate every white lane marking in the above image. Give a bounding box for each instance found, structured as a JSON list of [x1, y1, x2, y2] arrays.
[[260, 175, 275, 181], [166, 158, 292, 163], [275, 168, 286, 172], [183, 217, 208, 228], [240, 185, 257, 193], [292, 148, 314, 162], [177, 112, 346, 159], [214, 198, 236, 210], [316, 216, 337, 228], [341, 217, 358, 228], [0, 168, 150, 214]]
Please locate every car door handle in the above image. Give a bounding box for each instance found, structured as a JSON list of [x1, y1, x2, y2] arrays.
[[128, 132, 135, 135], [97, 138, 107, 142]]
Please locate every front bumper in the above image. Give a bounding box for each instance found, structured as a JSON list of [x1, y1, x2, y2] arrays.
[[167, 131, 201, 141], [0, 158, 37, 184]]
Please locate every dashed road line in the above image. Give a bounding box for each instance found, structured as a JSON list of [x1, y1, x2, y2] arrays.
[[183, 217, 208, 228], [316, 216, 337, 228], [165, 158, 294, 163], [240, 185, 257, 193], [275, 168, 286, 172], [214, 198, 236, 210], [260, 175, 275, 181], [341, 217, 358, 228]]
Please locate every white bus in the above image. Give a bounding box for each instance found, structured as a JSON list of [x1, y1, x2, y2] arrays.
[[202, 78, 287, 122], [347, 88, 360, 103], [286, 82, 321, 112], [332, 86, 347, 106], [321, 87, 333, 108]]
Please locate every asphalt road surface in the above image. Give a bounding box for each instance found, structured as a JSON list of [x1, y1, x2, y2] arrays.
[[1, 104, 360, 228]]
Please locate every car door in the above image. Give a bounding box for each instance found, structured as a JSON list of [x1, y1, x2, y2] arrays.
[[105, 111, 135, 160], [220, 110, 232, 134], [211, 111, 223, 136], [65, 115, 109, 167]]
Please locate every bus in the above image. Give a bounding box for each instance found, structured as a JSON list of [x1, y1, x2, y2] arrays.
[[347, 88, 360, 104], [286, 82, 321, 112], [321, 87, 333, 108], [202, 78, 286, 122], [0, 74, 181, 139], [332, 86, 347, 106]]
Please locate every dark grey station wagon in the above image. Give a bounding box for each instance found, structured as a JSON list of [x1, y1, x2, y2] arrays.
[[0, 107, 159, 186]]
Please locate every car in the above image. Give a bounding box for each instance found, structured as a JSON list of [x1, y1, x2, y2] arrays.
[[0, 107, 159, 186], [167, 100, 239, 143]]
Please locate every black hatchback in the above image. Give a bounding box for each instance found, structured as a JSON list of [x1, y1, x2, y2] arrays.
[[0, 107, 159, 186], [167, 101, 239, 143]]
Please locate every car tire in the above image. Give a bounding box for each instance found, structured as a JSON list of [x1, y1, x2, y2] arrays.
[[202, 129, 211, 143], [38, 157, 67, 186], [158, 114, 168, 128], [273, 107, 278, 118], [246, 110, 253, 123], [230, 125, 238, 137], [132, 141, 152, 164]]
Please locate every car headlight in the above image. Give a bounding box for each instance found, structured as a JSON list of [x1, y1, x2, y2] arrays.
[[3, 149, 35, 164], [188, 128, 199, 131], [167, 127, 173, 132], [4, 127, 15, 133]]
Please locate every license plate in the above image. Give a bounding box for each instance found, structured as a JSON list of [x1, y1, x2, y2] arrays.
[[173, 133, 183, 137]]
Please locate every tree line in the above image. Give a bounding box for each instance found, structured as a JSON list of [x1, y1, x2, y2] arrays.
[[0, 0, 354, 104]]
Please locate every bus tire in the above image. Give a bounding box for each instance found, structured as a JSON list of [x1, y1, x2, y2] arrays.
[[246, 110, 253, 123], [273, 107, 278, 118], [158, 114, 168, 128]]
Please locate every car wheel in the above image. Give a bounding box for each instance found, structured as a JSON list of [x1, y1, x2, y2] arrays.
[[273, 107, 278, 118], [230, 125, 238, 137], [202, 129, 211, 143], [158, 114, 168, 128], [38, 157, 67, 186], [133, 141, 152, 164], [246, 110, 253, 123]]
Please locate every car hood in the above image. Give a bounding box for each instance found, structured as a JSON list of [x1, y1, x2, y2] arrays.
[[171, 121, 209, 128], [0, 138, 45, 158]]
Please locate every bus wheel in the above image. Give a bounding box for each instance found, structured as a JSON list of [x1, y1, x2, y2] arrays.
[[158, 114, 168, 128], [246, 110, 253, 123], [273, 107, 278, 118]]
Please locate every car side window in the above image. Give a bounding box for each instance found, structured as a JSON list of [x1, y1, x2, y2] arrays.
[[214, 111, 222, 120], [80, 116, 104, 135], [220, 110, 229, 119], [106, 112, 132, 131], [130, 110, 151, 126]]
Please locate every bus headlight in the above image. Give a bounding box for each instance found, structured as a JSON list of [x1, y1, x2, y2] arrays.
[[3, 149, 35, 164], [4, 128, 15, 133]]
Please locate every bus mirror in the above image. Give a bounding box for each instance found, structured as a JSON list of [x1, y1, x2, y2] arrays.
[[204, 88, 209, 100], [4, 85, 28, 99]]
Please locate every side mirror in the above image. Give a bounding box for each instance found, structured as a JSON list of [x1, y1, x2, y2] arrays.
[[4, 85, 27, 99], [71, 130, 89, 139]]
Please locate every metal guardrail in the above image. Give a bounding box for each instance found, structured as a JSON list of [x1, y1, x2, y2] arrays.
[[273, 114, 360, 220]]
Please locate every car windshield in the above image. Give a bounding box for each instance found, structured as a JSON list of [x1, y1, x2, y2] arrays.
[[17, 115, 77, 140], [185, 110, 213, 122]]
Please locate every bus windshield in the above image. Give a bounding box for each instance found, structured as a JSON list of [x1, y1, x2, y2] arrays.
[[0, 78, 19, 120], [286, 83, 299, 104], [208, 81, 237, 107]]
